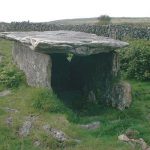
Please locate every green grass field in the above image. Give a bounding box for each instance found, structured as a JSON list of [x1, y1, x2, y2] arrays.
[[0, 39, 150, 150]]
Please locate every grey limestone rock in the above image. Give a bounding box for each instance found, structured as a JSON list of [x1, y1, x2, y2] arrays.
[[12, 42, 52, 88], [118, 133, 150, 150], [43, 124, 68, 142], [19, 115, 37, 137], [0, 31, 128, 56], [111, 81, 132, 110]]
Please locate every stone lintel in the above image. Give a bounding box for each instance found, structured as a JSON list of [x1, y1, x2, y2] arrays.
[[0, 31, 128, 56]]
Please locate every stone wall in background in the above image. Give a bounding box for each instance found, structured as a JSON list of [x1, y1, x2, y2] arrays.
[[0, 22, 150, 40]]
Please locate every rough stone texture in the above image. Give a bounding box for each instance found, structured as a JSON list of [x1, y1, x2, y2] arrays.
[[0, 31, 128, 56], [118, 133, 150, 150], [19, 115, 37, 137], [125, 129, 139, 139], [42, 124, 81, 143], [43, 124, 68, 142], [13, 42, 51, 88], [112, 52, 120, 77], [110, 81, 132, 110], [118, 134, 129, 142]]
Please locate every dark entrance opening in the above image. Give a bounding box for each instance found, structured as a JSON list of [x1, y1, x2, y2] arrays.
[[50, 52, 113, 110]]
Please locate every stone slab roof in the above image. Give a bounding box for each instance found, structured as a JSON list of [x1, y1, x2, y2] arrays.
[[0, 31, 128, 55]]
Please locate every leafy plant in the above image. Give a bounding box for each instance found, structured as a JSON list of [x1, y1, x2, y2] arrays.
[[0, 65, 24, 88], [119, 40, 150, 81]]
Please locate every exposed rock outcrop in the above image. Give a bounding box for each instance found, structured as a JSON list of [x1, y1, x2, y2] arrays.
[[19, 115, 38, 137], [43, 124, 69, 142], [118, 133, 150, 150]]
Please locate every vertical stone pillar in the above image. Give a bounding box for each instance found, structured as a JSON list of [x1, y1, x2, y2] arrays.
[[107, 52, 132, 110], [12, 42, 52, 89], [112, 52, 120, 77]]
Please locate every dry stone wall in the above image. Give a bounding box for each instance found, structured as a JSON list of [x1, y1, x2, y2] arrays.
[[0, 22, 150, 40]]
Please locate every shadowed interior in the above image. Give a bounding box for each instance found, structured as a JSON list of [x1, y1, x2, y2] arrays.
[[50, 52, 114, 107]]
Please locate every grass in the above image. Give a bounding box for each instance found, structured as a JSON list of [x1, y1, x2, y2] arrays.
[[48, 17, 150, 25], [0, 39, 150, 150]]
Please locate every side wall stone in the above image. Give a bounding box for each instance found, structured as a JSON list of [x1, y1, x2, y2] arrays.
[[12, 42, 52, 89]]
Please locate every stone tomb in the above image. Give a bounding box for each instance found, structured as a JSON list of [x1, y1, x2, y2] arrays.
[[0, 31, 131, 110]]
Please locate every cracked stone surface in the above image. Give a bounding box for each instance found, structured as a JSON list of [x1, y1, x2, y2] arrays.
[[0, 31, 128, 56]]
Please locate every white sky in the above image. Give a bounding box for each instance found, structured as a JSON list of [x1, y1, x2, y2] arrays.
[[0, 0, 150, 22]]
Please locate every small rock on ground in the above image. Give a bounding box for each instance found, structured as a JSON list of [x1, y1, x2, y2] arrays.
[[118, 134, 129, 142], [33, 140, 41, 147], [80, 121, 100, 130], [0, 90, 11, 97], [19, 120, 32, 137], [118, 133, 150, 150], [5, 116, 13, 127], [3, 107, 18, 113], [125, 129, 139, 139], [43, 124, 68, 142], [19, 115, 38, 137]]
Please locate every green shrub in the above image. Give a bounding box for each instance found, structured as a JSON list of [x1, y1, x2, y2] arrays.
[[0, 65, 24, 88], [97, 15, 111, 25], [119, 40, 150, 81], [32, 89, 66, 113]]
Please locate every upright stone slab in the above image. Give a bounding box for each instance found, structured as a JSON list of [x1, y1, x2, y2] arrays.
[[13, 42, 51, 88]]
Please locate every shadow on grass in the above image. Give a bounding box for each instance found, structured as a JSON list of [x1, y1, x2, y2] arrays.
[[53, 90, 123, 122]]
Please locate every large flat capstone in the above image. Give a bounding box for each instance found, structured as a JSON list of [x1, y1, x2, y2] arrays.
[[0, 31, 128, 55]]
